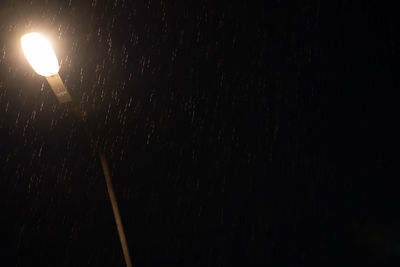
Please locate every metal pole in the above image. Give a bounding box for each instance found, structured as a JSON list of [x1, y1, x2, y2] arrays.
[[66, 101, 133, 267], [98, 151, 133, 267]]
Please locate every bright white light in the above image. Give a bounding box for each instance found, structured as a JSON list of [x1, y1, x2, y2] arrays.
[[21, 33, 59, 77]]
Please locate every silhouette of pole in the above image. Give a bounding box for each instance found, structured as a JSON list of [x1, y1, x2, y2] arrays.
[[99, 151, 133, 267], [69, 102, 133, 267]]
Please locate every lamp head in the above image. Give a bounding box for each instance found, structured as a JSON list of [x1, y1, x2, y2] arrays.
[[21, 32, 59, 77]]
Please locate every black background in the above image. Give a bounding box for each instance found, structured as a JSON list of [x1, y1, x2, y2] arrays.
[[1, 1, 399, 266]]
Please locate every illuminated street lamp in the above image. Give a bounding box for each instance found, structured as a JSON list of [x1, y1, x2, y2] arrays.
[[21, 32, 133, 267], [21, 32, 72, 103]]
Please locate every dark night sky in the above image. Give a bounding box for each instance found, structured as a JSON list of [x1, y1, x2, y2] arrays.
[[1, 1, 399, 266]]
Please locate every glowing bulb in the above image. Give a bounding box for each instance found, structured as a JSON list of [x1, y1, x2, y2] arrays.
[[21, 33, 59, 77]]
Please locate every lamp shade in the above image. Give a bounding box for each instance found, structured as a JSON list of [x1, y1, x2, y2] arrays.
[[21, 33, 59, 77]]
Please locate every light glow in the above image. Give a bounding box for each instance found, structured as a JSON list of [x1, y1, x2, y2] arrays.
[[21, 33, 59, 77]]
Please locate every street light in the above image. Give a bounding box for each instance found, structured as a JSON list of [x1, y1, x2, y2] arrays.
[[21, 32, 72, 103], [20, 32, 133, 267]]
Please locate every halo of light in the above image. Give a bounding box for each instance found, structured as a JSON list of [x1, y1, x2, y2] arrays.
[[21, 32, 59, 77]]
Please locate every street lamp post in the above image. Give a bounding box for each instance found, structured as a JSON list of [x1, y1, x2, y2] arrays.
[[21, 32, 133, 267]]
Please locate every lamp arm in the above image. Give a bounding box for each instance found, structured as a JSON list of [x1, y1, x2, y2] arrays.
[[45, 74, 72, 103]]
